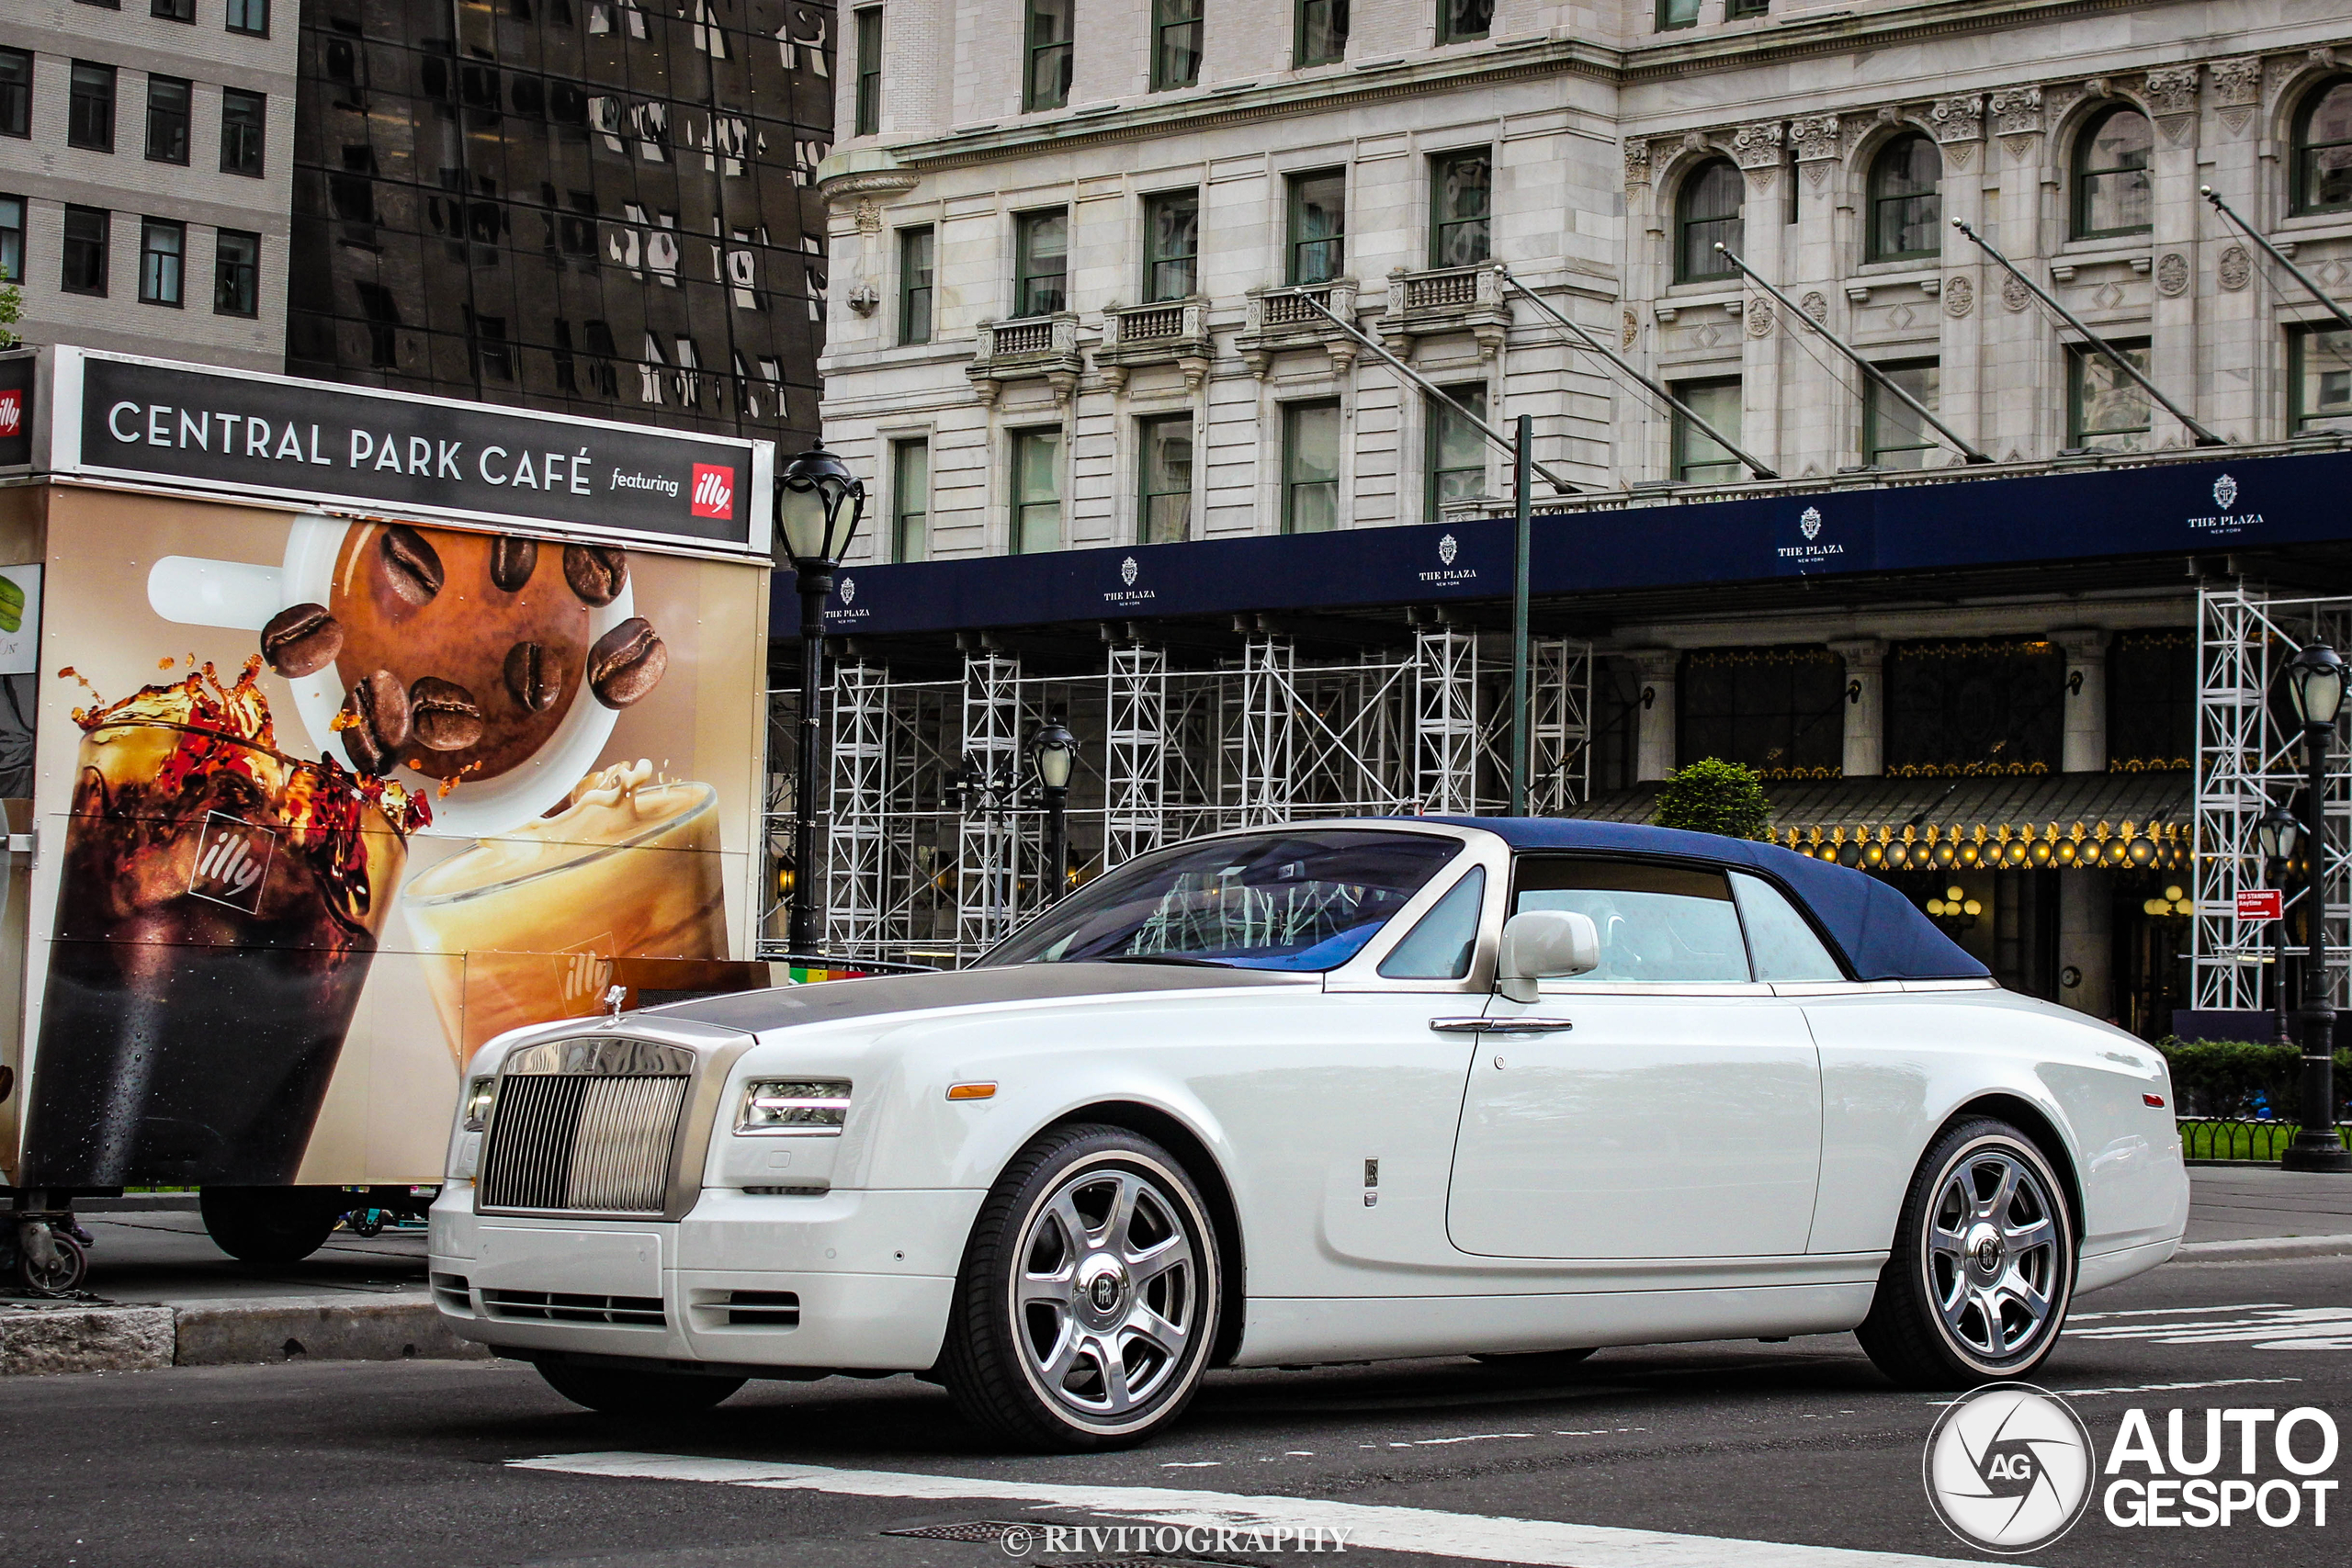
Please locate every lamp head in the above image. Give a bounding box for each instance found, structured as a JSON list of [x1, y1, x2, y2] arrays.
[[775, 442, 866, 569], [1031, 720, 1077, 791], [2285, 642, 2348, 729], [2257, 803, 2301, 864]]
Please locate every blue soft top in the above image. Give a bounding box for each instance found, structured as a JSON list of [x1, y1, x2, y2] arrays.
[[1423, 817, 1990, 983]]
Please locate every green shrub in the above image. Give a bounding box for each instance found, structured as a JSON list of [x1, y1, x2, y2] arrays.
[[1653, 758, 1772, 841], [2156, 1036, 2352, 1120]]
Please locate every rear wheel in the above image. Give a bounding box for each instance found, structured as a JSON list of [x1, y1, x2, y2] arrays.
[[536, 1360, 745, 1416], [1857, 1119, 2076, 1390], [942, 1125, 1222, 1451], [199, 1188, 342, 1265]]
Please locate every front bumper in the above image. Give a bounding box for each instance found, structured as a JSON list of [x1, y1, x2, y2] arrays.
[[428, 1185, 983, 1372]]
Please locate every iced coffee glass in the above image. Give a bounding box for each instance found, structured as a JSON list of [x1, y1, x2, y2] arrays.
[[402, 769, 727, 1058], [25, 717, 413, 1186]]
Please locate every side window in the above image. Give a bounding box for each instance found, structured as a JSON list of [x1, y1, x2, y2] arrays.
[[1729, 872, 1844, 982], [1379, 866, 1484, 979], [1511, 859, 1749, 985]]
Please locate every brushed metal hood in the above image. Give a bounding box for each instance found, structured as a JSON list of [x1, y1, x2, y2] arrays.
[[642, 962, 1312, 1035]]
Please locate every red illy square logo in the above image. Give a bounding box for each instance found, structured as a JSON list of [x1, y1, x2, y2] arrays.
[[0, 390, 20, 438], [690, 463, 735, 519], [188, 811, 276, 915]]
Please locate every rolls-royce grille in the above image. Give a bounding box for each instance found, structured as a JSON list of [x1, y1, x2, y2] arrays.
[[481, 1289, 666, 1327], [478, 1069, 690, 1213]]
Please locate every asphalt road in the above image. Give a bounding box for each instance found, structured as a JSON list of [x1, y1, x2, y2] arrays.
[[3, 1254, 2347, 1568]]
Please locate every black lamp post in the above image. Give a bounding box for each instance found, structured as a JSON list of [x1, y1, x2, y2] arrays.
[[2257, 803, 2302, 1049], [2280, 642, 2350, 1172], [775, 442, 866, 956], [1031, 720, 1076, 905]]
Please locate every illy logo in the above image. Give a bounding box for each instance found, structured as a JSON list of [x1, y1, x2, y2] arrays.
[[187, 812, 276, 914], [1801, 506, 1822, 541], [0, 390, 19, 438], [689, 463, 735, 519]]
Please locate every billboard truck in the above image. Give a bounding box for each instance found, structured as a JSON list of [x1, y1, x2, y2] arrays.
[[0, 347, 775, 1285]]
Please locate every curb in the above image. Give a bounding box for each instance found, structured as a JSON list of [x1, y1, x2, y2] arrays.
[[0, 1292, 487, 1375], [2174, 1233, 2352, 1262]]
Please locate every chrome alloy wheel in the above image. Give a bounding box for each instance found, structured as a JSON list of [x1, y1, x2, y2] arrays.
[[1924, 1146, 2063, 1361], [1012, 1164, 1200, 1422]]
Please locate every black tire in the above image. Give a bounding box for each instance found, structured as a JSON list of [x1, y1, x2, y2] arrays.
[[346, 1210, 384, 1238], [536, 1360, 744, 1416], [1472, 1348, 1597, 1370], [942, 1124, 1223, 1451], [14, 1230, 88, 1294], [1857, 1118, 2077, 1390], [199, 1187, 342, 1264]]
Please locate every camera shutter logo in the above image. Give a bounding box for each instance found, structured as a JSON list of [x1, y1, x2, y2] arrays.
[[2214, 473, 2239, 511], [1801, 506, 1823, 542], [1923, 1382, 2095, 1553], [689, 462, 736, 519], [1438, 534, 1459, 567], [187, 812, 277, 916], [1121, 555, 1139, 587]]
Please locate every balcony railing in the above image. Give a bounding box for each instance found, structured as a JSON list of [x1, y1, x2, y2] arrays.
[[1235, 279, 1360, 377], [967, 311, 1083, 406], [1380, 260, 1510, 359], [1094, 299, 1214, 389]]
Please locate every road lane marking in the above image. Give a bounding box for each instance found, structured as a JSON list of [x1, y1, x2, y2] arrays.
[[1928, 1377, 2301, 1405], [2071, 1302, 2289, 1320], [510, 1451, 1987, 1568], [2066, 1304, 2352, 1348]]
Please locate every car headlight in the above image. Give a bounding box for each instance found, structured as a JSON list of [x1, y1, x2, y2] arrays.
[[461, 1075, 497, 1133], [735, 1078, 852, 1135]]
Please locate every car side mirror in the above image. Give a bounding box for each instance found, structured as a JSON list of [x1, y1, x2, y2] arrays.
[[1496, 909, 1601, 1003]]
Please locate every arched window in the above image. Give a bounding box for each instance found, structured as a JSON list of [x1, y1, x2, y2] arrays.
[[1866, 132, 1940, 262], [2293, 78, 2352, 214], [1676, 159, 1743, 283], [2072, 107, 2153, 238]]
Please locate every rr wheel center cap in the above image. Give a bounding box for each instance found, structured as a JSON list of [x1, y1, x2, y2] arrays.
[[1077, 1255, 1129, 1325], [1968, 1226, 2005, 1275]]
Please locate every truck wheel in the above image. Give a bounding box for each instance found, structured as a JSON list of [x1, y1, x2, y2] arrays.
[[943, 1124, 1222, 1451], [536, 1360, 744, 1416], [199, 1187, 342, 1264], [1857, 1118, 2077, 1390]]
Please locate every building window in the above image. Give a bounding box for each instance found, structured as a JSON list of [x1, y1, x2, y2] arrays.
[[1885, 638, 2064, 776], [1143, 189, 1198, 300], [356, 280, 401, 367], [1012, 428, 1063, 553], [1726, 0, 1768, 15], [1024, 0, 1072, 112], [214, 227, 258, 315], [62, 206, 108, 295], [891, 439, 929, 561], [1287, 169, 1344, 284], [1436, 0, 1490, 44], [1679, 647, 1844, 780], [1430, 148, 1490, 267], [1295, 0, 1346, 66], [0, 50, 30, 139], [145, 75, 191, 164], [69, 62, 117, 152], [2289, 324, 2352, 434], [2107, 630, 2194, 771], [1670, 377, 1742, 483], [2072, 107, 2153, 239], [153, 0, 194, 21], [1675, 159, 1742, 282], [0, 196, 23, 285], [2293, 78, 2352, 215], [139, 217, 184, 305], [225, 0, 269, 35], [1866, 132, 1938, 262], [1013, 208, 1068, 316], [1137, 413, 1193, 544], [472, 313, 514, 381], [2067, 340, 2150, 453], [1425, 385, 1486, 519], [1151, 0, 1202, 91], [220, 88, 266, 175], [1282, 400, 1340, 533], [1656, 0, 1700, 29], [854, 7, 881, 136], [1864, 359, 1940, 469], [899, 226, 933, 344]]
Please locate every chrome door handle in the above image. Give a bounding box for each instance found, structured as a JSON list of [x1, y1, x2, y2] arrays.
[[1429, 1016, 1574, 1034]]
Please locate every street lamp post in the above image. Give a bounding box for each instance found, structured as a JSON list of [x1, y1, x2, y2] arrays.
[[1031, 720, 1076, 905], [2257, 804, 2302, 1049], [775, 442, 867, 957], [2280, 643, 2350, 1172]]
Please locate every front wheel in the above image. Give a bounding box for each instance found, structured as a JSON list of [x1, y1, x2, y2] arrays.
[[1857, 1119, 2077, 1389], [199, 1188, 342, 1265], [536, 1360, 745, 1416], [942, 1125, 1223, 1450]]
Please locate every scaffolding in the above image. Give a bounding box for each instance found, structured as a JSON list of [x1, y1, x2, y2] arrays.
[[2192, 585, 2352, 1011]]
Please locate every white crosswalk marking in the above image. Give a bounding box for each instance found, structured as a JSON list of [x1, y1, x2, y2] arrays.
[[2065, 1303, 2352, 1350], [510, 1451, 1988, 1568]]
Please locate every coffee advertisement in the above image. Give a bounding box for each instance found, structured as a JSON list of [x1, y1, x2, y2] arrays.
[[4, 484, 766, 1188]]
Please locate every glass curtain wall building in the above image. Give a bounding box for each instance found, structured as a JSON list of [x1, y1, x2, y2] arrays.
[[287, 0, 832, 441]]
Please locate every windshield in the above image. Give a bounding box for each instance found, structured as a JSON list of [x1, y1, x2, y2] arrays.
[[978, 829, 1464, 971]]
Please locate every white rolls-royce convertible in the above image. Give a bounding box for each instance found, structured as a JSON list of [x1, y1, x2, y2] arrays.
[[428, 818, 2188, 1450]]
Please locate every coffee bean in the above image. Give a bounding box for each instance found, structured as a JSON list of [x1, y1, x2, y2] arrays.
[[379, 525, 446, 606], [260, 603, 343, 678], [490, 536, 538, 592], [562, 544, 628, 606], [503, 640, 561, 713], [588, 617, 667, 709], [409, 677, 485, 750], [340, 670, 411, 774]]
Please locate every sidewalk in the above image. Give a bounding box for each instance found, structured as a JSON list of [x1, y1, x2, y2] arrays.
[[2178, 1166, 2352, 1259]]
